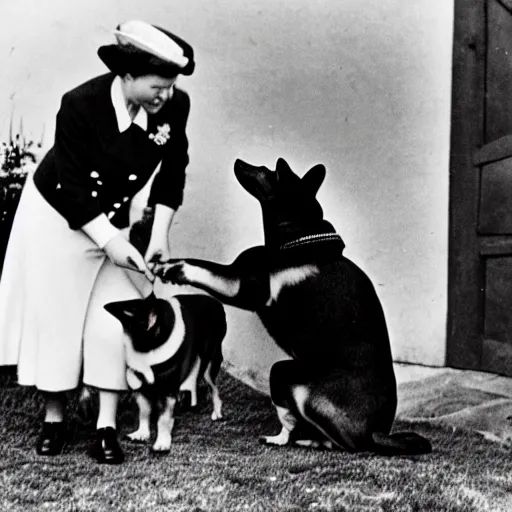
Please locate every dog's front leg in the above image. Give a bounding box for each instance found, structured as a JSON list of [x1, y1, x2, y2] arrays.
[[127, 393, 152, 443], [152, 395, 177, 453], [156, 259, 240, 299], [155, 254, 270, 310], [125, 344, 155, 385]]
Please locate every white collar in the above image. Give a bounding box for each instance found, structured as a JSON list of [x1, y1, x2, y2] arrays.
[[110, 76, 148, 132]]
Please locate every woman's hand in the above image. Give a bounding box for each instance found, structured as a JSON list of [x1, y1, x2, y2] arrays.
[[145, 239, 171, 273], [104, 234, 154, 282]]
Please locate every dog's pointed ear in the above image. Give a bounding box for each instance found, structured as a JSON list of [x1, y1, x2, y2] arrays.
[[301, 164, 326, 196], [275, 158, 299, 184], [104, 299, 141, 324]]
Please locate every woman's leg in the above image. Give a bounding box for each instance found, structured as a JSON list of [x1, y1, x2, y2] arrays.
[[83, 258, 149, 464], [43, 391, 66, 422], [92, 390, 124, 464], [96, 390, 119, 429], [36, 391, 67, 455]]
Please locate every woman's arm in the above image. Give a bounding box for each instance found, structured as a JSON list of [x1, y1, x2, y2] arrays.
[[147, 89, 191, 212], [144, 89, 191, 267], [144, 204, 176, 269], [55, 88, 152, 278]]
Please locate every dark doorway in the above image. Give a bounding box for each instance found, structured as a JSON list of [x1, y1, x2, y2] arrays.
[[448, 0, 512, 376]]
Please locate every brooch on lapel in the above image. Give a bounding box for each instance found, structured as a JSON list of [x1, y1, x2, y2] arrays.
[[149, 123, 171, 146]]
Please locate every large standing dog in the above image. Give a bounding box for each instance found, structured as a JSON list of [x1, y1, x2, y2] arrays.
[[154, 158, 431, 455], [104, 292, 226, 453]]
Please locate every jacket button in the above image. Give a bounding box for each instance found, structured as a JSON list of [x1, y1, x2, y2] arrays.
[[128, 174, 137, 181], [91, 191, 98, 197], [90, 171, 100, 178], [107, 211, 115, 219], [114, 203, 121, 208]]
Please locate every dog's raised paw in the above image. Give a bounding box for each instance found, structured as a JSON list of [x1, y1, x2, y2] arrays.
[[155, 260, 188, 284]]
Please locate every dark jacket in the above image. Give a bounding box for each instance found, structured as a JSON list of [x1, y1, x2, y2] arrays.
[[34, 72, 190, 230]]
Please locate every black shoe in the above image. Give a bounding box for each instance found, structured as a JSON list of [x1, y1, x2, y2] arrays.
[[36, 422, 66, 456], [90, 427, 124, 464]]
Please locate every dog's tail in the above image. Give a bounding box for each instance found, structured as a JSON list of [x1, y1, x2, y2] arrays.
[[371, 431, 432, 456]]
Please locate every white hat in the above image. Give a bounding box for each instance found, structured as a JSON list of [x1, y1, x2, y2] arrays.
[[114, 20, 189, 68], [98, 20, 195, 77]]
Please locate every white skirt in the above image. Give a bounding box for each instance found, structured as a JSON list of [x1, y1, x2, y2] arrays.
[[0, 176, 152, 392]]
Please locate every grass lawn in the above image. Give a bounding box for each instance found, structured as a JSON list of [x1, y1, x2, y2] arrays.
[[0, 369, 511, 512]]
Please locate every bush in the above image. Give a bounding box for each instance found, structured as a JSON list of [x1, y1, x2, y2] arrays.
[[0, 130, 42, 275]]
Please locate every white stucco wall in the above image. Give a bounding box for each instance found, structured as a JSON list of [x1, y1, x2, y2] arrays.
[[0, 0, 453, 389]]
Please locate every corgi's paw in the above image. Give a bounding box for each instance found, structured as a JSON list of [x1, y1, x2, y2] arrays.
[[211, 410, 223, 421], [152, 433, 172, 453], [211, 397, 223, 421], [142, 368, 155, 385], [126, 370, 143, 390], [127, 426, 151, 443]]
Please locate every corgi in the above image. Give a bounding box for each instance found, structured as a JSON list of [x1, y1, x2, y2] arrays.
[[104, 292, 226, 453], [152, 158, 431, 456]]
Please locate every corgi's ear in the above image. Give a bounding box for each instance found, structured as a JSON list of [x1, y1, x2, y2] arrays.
[[146, 291, 158, 301], [142, 292, 160, 330], [104, 299, 141, 324], [147, 309, 158, 331], [301, 164, 326, 196]]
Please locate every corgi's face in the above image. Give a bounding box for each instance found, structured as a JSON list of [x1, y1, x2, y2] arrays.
[[234, 158, 327, 245], [104, 293, 175, 353]]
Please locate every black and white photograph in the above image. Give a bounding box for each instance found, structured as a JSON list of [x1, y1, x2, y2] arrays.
[[0, 0, 511, 511]]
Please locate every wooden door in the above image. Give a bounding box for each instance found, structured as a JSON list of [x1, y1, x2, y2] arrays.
[[449, 0, 512, 376]]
